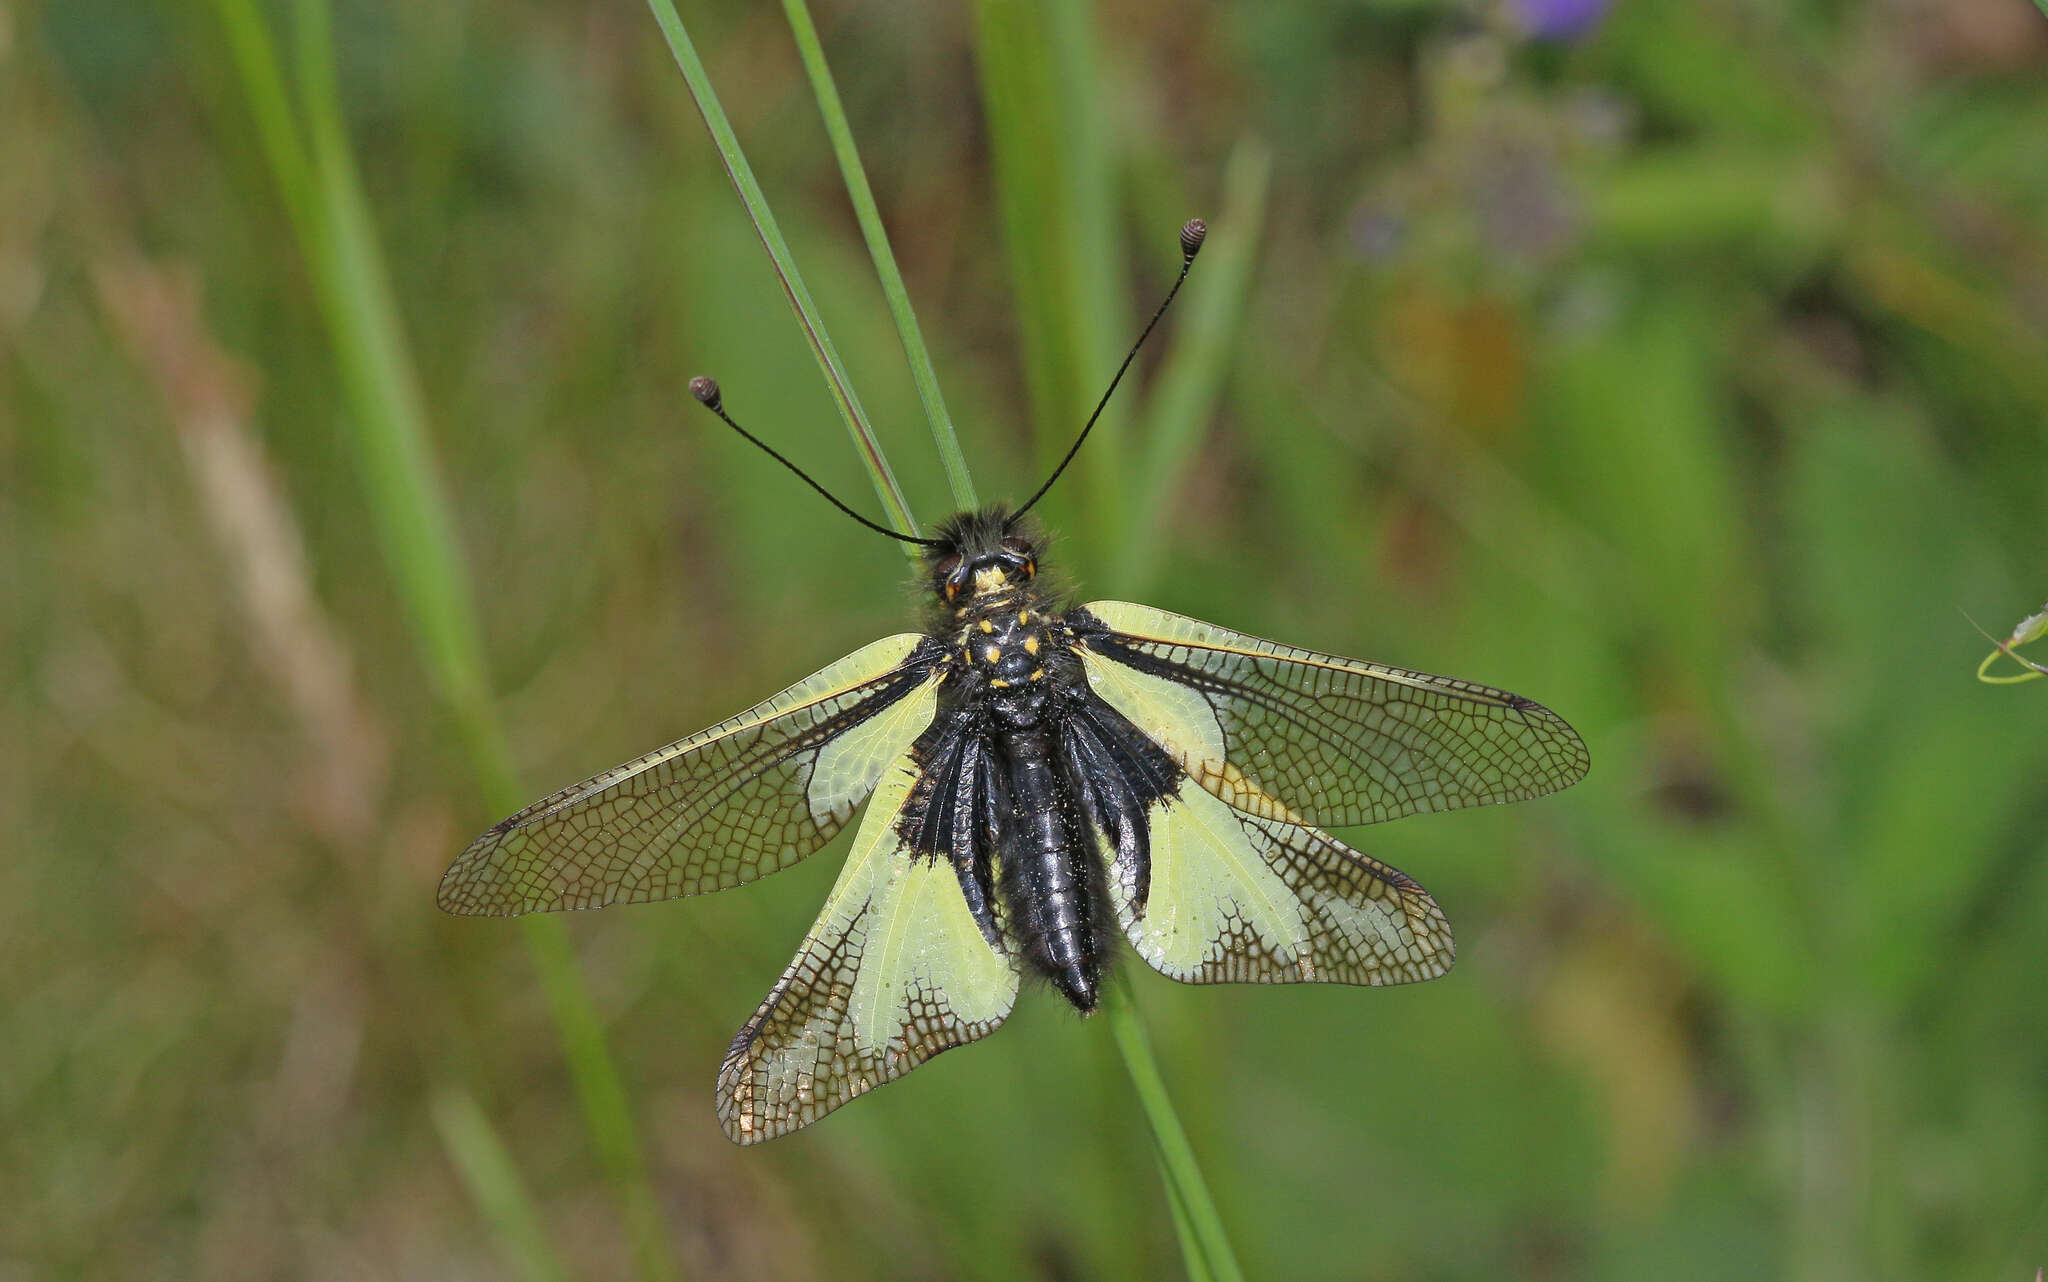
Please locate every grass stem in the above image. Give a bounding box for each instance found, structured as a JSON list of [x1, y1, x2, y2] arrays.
[[967, 0, 1123, 537], [644, 0, 924, 546], [431, 1091, 575, 1282], [1158, 1155, 1217, 1282], [1105, 974, 1247, 1282], [1119, 139, 1271, 592], [781, 0, 979, 513], [963, 6, 1250, 1275], [211, 2, 676, 1277]]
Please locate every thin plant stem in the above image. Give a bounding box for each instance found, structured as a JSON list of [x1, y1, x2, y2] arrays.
[[431, 1091, 575, 1282], [211, 0, 319, 243], [966, 0, 1069, 471], [644, 10, 1247, 1281], [1158, 1155, 1217, 1282], [211, 3, 676, 1279], [965, 4, 1250, 1275], [283, 0, 505, 760], [1119, 138, 1271, 593], [781, 0, 979, 513], [1105, 974, 1247, 1282], [1974, 602, 2048, 683], [644, 0, 924, 547], [967, 0, 1125, 539], [1045, 0, 1126, 526]]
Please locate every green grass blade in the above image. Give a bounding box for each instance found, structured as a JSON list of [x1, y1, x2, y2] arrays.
[[214, 3, 677, 1278], [514, 918, 678, 1282], [1104, 975, 1247, 1282], [967, 0, 1068, 458], [210, 0, 321, 253], [645, 0, 924, 545], [968, 0, 1124, 534], [1045, 0, 1127, 523], [1157, 1155, 1217, 1282], [431, 1090, 574, 1282], [781, 0, 978, 512], [969, 7, 1245, 1274], [1120, 140, 1271, 592], [283, 0, 510, 782]]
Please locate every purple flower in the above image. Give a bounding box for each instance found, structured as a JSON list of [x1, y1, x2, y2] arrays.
[[1349, 204, 1407, 261], [1512, 0, 1611, 41]]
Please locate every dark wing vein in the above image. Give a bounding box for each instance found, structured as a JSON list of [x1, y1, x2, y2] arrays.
[[1072, 688, 1454, 987], [717, 718, 1016, 1144], [1075, 600, 1587, 829], [1126, 808, 1455, 987], [439, 634, 944, 916]]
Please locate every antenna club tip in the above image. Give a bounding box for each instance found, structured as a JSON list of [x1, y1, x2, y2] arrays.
[[1180, 218, 1207, 258], [689, 375, 722, 410]]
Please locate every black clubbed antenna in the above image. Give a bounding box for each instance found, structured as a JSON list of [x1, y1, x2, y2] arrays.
[[1013, 218, 1207, 519], [689, 376, 941, 547]]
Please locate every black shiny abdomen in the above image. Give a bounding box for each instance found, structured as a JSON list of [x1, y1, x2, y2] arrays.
[[920, 574, 1119, 1012], [996, 722, 1108, 1011]]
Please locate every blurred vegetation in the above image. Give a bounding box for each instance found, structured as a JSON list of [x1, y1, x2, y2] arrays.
[[6, 0, 2048, 1278]]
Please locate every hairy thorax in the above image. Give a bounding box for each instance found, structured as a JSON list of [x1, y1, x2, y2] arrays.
[[942, 574, 1076, 727]]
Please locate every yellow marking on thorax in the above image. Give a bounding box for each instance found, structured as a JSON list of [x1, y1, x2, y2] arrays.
[[979, 619, 994, 634], [1024, 635, 1040, 656]]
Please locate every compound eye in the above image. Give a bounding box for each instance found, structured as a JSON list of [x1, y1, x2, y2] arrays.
[[998, 535, 1036, 577]]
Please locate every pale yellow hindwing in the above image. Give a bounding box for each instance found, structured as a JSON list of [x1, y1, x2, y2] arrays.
[[1078, 637, 1227, 764], [1076, 642, 1291, 822], [807, 664, 943, 826], [719, 746, 1019, 1144], [1107, 779, 1454, 988]]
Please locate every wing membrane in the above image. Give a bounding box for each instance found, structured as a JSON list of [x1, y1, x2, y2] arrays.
[[1111, 781, 1453, 985], [1076, 600, 1587, 830], [719, 721, 1018, 1144], [439, 634, 942, 916]]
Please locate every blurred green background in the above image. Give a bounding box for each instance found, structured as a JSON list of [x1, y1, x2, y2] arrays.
[[7, 0, 2048, 1277]]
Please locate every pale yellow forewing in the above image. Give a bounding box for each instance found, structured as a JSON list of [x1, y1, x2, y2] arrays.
[[718, 742, 1019, 1144], [1079, 601, 1587, 829], [440, 635, 941, 915], [1109, 776, 1453, 987]]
